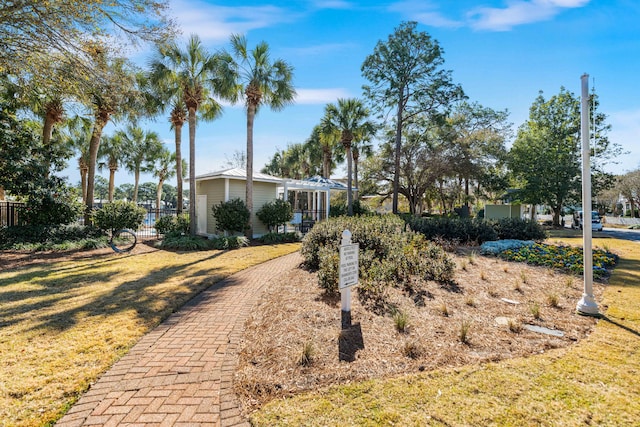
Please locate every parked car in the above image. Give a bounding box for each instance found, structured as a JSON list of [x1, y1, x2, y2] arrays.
[[572, 210, 603, 231]]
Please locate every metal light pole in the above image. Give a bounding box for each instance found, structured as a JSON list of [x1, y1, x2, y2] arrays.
[[576, 73, 599, 316]]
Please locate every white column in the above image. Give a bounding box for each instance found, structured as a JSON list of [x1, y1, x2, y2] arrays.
[[325, 190, 330, 220], [576, 73, 599, 316]]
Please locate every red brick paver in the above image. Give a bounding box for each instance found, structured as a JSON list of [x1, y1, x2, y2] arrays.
[[57, 252, 303, 427]]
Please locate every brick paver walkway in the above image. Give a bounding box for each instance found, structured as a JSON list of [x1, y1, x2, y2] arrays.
[[57, 252, 303, 427]]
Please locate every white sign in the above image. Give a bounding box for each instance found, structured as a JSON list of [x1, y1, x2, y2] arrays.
[[339, 242, 359, 289]]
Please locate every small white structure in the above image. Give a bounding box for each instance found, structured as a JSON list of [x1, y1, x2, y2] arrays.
[[193, 168, 282, 238], [192, 169, 350, 238]]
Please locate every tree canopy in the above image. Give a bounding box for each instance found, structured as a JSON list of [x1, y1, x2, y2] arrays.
[[361, 21, 464, 213], [1, 0, 174, 77], [509, 87, 615, 225]]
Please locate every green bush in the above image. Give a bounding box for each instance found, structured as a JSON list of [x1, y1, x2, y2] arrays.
[[256, 199, 293, 232], [159, 234, 211, 251], [155, 213, 190, 235], [302, 215, 455, 299], [158, 234, 250, 251], [302, 215, 405, 270], [18, 184, 83, 226], [491, 217, 547, 241], [407, 216, 497, 244], [92, 201, 147, 234], [212, 198, 250, 234], [329, 200, 371, 217], [211, 235, 250, 250], [0, 224, 105, 250], [258, 232, 300, 244]]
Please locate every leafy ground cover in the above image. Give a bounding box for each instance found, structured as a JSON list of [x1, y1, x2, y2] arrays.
[[244, 235, 640, 426], [0, 241, 300, 427], [489, 241, 618, 278]]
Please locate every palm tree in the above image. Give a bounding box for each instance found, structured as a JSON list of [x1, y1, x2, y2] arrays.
[[322, 98, 375, 216], [65, 116, 93, 203], [148, 34, 227, 234], [152, 147, 177, 217], [98, 133, 125, 202], [83, 50, 141, 224], [118, 125, 163, 203], [221, 34, 295, 237]]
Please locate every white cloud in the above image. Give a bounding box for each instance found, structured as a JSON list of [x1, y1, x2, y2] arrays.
[[169, 0, 299, 43], [310, 0, 354, 9], [468, 0, 590, 31], [295, 88, 352, 104], [388, 1, 463, 28], [283, 42, 357, 57]]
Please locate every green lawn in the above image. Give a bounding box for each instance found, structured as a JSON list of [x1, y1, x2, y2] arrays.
[[252, 236, 640, 426], [0, 243, 301, 427]]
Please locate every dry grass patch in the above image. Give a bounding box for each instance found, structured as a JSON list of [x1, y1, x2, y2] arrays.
[[0, 242, 300, 427], [235, 244, 605, 418], [244, 236, 640, 426]]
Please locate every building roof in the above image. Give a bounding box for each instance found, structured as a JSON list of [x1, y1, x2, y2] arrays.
[[284, 175, 350, 191], [192, 168, 284, 184]]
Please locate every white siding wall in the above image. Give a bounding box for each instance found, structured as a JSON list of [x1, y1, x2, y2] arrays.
[[198, 178, 278, 237], [197, 180, 225, 234]]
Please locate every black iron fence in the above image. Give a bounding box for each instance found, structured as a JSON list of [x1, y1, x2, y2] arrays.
[[0, 201, 25, 227]]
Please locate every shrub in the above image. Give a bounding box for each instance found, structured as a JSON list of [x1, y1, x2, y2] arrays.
[[159, 234, 211, 251], [158, 234, 250, 251], [0, 224, 104, 250], [92, 201, 146, 234], [256, 199, 293, 233], [211, 235, 250, 250], [491, 217, 547, 241], [258, 232, 300, 244], [407, 216, 497, 244], [155, 214, 190, 235], [328, 200, 371, 217], [212, 198, 250, 234], [18, 184, 83, 227], [302, 215, 455, 299]]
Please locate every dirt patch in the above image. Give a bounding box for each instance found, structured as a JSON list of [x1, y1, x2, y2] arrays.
[[234, 247, 606, 414]]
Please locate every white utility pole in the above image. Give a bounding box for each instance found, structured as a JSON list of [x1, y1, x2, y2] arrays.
[[576, 73, 599, 316]]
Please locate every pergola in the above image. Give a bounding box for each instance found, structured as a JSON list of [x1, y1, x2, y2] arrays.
[[279, 175, 351, 222]]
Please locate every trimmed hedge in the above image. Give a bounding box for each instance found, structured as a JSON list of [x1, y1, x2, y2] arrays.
[[407, 217, 497, 244], [407, 216, 547, 244]]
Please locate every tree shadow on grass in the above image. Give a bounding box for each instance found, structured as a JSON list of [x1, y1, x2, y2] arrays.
[[600, 316, 640, 338], [4, 249, 231, 334]]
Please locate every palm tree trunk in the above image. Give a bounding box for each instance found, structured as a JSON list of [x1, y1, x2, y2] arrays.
[[323, 146, 331, 178], [353, 149, 360, 200], [108, 168, 116, 202], [133, 169, 140, 203], [346, 143, 353, 217], [188, 107, 197, 235], [85, 113, 109, 225], [175, 122, 184, 214], [80, 163, 88, 204], [246, 103, 256, 238], [156, 178, 164, 218]]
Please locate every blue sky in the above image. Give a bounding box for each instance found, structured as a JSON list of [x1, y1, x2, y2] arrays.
[[70, 0, 640, 187]]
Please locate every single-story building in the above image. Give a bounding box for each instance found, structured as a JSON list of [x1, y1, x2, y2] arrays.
[[192, 168, 351, 238]]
